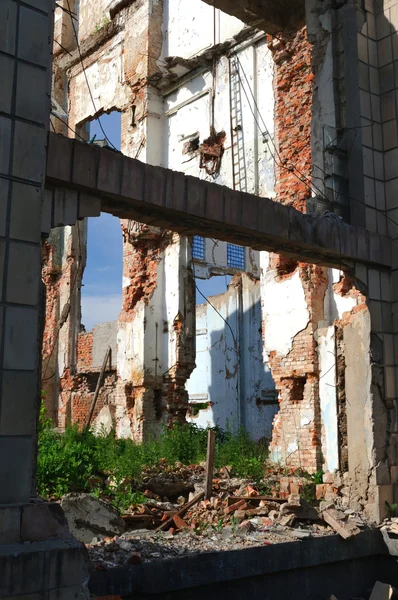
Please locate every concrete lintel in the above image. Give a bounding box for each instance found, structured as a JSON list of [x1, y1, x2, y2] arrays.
[[200, 0, 305, 33], [45, 133, 392, 269]]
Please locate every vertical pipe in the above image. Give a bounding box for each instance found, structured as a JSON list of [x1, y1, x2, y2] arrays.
[[253, 43, 259, 196]]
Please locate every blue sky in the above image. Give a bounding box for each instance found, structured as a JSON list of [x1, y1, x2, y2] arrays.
[[81, 113, 231, 330]]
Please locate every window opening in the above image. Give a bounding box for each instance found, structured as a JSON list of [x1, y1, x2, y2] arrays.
[[192, 236, 206, 261], [227, 243, 245, 270]]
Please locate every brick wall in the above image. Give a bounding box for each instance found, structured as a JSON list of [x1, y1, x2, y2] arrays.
[[268, 263, 329, 473], [76, 332, 93, 372], [268, 26, 313, 213]]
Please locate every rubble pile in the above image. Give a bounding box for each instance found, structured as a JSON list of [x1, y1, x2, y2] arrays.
[[69, 464, 373, 571]]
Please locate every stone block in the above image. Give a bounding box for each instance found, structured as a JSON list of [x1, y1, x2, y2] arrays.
[[368, 268, 381, 299], [3, 306, 39, 370], [15, 62, 49, 123], [368, 300, 383, 332], [98, 148, 122, 195], [165, 170, 186, 213], [0, 1, 17, 54], [144, 164, 167, 207], [21, 503, 70, 543], [121, 156, 145, 201], [0, 506, 21, 545], [0, 177, 9, 236], [12, 122, 46, 184], [48, 537, 89, 589], [0, 436, 33, 504], [241, 192, 258, 230], [0, 240, 5, 300], [49, 586, 85, 600], [288, 206, 314, 246], [340, 224, 358, 260], [224, 189, 241, 226], [386, 366, 397, 397], [0, 538, 88, 598], [72, 141, 98, 189], [382, 300, 393, 332], [0, 545, 46, 597], [385, 148, 398, 180], [205, 182, 224, 222], [381, 270, 392, 302], [53, 189, 78, 227], [186, 176, 206, 217], [22, 0, 53, 12], [92, 321, 117, 369], [42, 188, 53, 234], [47, 133, 73, 183], [391, 465, 398, 483], [315, 215, 340, 255], [0, 116, 12, 176], [376, 460, 391, 485], [375, 484, 394, 521], [0, 370, 37, 436], [6, 242, 40, 305], [0, 55, 14, 115], [354, 262, 367, 287], [10, 182, 42, 242], [78, 193, 101, 218], [369, 232, 382, 264], [380, 235, 392, 267], [18, 6, 50, 67], [356, 227, 370, 262]]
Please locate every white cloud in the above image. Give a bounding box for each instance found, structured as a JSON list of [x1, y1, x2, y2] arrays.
[[81, 294, 122, 331], [95, 266, 112, 273]]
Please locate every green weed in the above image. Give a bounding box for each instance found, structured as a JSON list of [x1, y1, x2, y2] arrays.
[[37, 404, 269, 511]]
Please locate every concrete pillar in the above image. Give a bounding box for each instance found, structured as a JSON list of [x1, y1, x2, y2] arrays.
[[116, 226, 195, 440], [0, 0, 88, 595], [0, 0, 54, 504]]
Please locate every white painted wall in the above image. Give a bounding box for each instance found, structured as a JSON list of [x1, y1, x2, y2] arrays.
[[260, 254, 310, 359], [162, 35, 274, 279], [318, 325, 339, 473], [162, 0, 244, 60], [71, 31, 129, 125], [186, 275, 278, 440]]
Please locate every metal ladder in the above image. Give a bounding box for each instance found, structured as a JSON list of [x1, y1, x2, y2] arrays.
[[229, 56, 247, 193]]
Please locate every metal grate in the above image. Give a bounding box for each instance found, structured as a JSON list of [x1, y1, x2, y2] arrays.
[[192, 236, 205, 261], [227, 244, 245, 270]]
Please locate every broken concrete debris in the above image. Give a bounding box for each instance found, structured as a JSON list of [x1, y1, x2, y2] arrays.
[[61, 493, 125, 544], [76, 464, 377, 571]]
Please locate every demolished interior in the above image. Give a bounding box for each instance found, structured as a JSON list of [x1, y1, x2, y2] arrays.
[[39, 0, 397, 526]]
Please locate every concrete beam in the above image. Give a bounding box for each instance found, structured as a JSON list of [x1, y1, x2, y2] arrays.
[[45, 133, 392, 269], [200, 0, 305, 34]]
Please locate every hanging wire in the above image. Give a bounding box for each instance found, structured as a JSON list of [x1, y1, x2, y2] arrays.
[[233, 51, 398, 233]]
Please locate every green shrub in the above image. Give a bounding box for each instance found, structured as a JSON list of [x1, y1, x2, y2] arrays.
[[37, 404, 269, 508]]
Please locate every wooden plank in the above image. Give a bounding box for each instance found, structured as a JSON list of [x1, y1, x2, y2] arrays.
[[85, 346, 111, 429], [205, 430, 216, 500], [173, 514, 189, 530], [155, 491, 204, 532], [205, 429, 216, 500]]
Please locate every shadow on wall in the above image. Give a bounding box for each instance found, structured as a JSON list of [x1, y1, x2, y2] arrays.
[[186, 274, 278, 442]]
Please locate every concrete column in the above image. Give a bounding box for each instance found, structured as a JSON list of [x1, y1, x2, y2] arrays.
[[0, 3, 89, 596], [0, 0, 54, 504]]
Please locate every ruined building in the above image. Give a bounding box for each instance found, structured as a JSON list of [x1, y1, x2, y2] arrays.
[[41, 0, 398, 515], [1, 0, 398, 595]]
